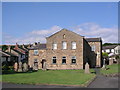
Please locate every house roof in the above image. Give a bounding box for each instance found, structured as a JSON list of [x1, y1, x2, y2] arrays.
[[19, 47, 28, 52], [0, 51, 10, 57], [29, 44, 46, 50], [85, 38, 102, 42], [5, 52, 17, 57], [102, 45, 118, 50], [12, 48, 25, 54]]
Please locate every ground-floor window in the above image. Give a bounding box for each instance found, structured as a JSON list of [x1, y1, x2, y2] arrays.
[[71, 56, 76, 64], [62, 56, 66, 64], [52, 57, 56, 64]]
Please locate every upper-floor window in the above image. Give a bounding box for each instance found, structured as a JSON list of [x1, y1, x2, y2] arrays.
[[111, 49, 114, 53], [62, 56, 66, 64], [63, 34, 66, 39], [72, 42, 76, 49], [62, 41, 67, 49], [91, 45, 95, 51], [34, 50, 38, 55], [34, 59, 38, 62], [71, 56, 76, 64], [106, 49, 110, 53], [52, 57, 56, 64], [52, 43, 57, 50]]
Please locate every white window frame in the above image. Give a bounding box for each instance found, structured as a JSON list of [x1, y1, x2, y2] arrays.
[[106, 49, 110, 53], [91, 45, 95, 51], [72, 42, 76, 49], [62, 41, 67, 49], [52, 43, 57, 50], [71, 56, 76, 64], [34, 50, 38, 55]]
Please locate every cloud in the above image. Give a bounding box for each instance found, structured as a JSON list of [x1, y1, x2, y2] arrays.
[[2, 25, 62, 45], [71, 23, 118, 43], [2, 23, 118, 45]]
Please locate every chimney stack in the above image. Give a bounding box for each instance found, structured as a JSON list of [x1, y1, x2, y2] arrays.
[[7, 45, 11, 53]]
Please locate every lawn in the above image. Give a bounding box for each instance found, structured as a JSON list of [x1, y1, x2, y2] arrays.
[[2, 69, 96, 86], [101, 64, 119, 75]]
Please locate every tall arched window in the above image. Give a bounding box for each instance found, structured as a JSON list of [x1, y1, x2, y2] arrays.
[[72, 42, 76, 49], [62, 41, 67, 49], [52, 43, 57, 49]]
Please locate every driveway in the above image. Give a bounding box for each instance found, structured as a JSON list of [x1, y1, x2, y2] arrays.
[[88, 75, 119, 88]]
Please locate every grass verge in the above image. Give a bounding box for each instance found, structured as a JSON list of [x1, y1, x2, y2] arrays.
[[100, 64, 119, 75], [2, 69, 96, 86]]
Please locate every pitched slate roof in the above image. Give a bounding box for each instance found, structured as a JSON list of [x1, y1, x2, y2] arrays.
[[5, 52, 17, 57], [102, 45, 118, 50], [19, 47, 28, 52], [12, 48, 25, 54], [29, 44, 46, 50], [85, 38, 102, 42], [0, 51, 10, 57]]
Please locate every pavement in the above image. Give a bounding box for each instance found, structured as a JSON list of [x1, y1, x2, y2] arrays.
[[2, 83, 83, 88]]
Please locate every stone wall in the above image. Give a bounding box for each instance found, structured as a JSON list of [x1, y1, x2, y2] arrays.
[[28, 49, 46, 69], [46, 29, 84, 69], [88, 41, 102, 67]]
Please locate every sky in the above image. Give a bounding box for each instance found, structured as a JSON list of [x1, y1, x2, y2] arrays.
[[2, 2, 118, 44]]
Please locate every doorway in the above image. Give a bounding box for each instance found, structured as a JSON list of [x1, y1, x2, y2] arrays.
[[41, 59, 46, 70]]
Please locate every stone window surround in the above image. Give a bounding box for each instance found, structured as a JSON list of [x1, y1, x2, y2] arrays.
[[62, 56, 66, 64], [33, 50, 39, 55], [71, 56, 76, 64], [52, 56, 57, 64]]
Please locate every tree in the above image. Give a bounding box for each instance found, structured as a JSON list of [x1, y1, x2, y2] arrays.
[[2, 45, 8, 51], [102, 52, 108, 58]]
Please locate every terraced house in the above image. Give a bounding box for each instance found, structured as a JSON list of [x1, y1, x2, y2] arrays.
[[28, 29, 102, 70]]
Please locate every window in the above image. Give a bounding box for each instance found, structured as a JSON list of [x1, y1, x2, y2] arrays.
[[91, 45, 95, 51], [111, 49, 114, 53], [62, 41, 67, 49], [52, 57, 56, 64], [52, 43, 57, 49], [63, 34, 66, 39], [72, 42, 76, 49], [34, 59, 38, 62], [71, 56, 76, 64], [106, 49, 110, 53], [62, 56, 66, 64], [34, 50, 38, 55]]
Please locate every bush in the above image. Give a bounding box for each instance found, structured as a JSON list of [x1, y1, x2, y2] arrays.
[[2, 65, 9, 70]]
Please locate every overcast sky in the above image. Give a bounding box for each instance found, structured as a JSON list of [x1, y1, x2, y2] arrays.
[[2, 2, 118, 44]]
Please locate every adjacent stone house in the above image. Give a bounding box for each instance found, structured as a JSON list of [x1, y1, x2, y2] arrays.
[[0, 50, 17, 66], [28, 29, 102, 70], [86, 38, 102, 67]]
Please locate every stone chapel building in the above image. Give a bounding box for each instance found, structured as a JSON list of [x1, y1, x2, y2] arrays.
[[28, 29, 102, 70]]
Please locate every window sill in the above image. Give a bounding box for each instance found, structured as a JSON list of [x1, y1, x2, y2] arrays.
[[33, 54, 39, 56], [61, 63, 67, 65], [71, 63, 77, 65], [51, 63, 57, 65]]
